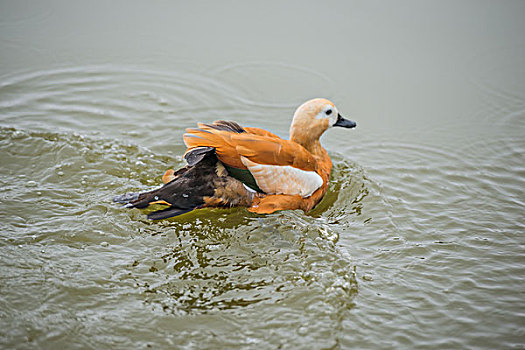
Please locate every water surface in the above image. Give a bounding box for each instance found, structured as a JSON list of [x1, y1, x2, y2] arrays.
[[1, 1, 524, 349]]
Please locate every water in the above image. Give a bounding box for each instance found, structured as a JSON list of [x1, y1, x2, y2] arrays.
[[1, 1, 524, 349]]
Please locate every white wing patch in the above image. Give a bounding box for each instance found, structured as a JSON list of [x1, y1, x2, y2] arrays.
[[241, 157, 323, 198]]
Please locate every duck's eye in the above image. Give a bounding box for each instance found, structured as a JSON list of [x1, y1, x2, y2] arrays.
[[326, 109, 332, 115]]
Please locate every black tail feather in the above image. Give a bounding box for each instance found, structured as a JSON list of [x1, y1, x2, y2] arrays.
[[184, 146, 215, 166], [127, 192, 158, 209], [113, 192, 140, 204], [114, 145, 233, 220], [203, 120, 245, 134]]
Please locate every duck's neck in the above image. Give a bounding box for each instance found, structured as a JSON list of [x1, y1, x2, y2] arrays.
[[290, 131, 325, 157], [290, 128, 333, 180]]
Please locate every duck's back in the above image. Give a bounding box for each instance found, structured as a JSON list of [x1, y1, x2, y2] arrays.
[[183, 120, 326, 197]]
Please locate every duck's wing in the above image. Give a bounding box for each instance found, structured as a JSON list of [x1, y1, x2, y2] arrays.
[[184, 121, 318, 170], [243, 126, 282, 139], [183, 121, 323, 197], [114, 147, 255, 220]]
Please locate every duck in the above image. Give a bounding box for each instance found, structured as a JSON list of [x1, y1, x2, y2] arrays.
[[113, 98, 356, 220]]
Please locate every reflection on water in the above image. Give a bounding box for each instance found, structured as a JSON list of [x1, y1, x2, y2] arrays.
[[1, 1, 525, 348]]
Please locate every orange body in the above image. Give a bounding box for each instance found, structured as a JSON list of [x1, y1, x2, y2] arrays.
[[116, 98, 356, 219], [176, 98, 356, 214], [181, 126, 333, 214]]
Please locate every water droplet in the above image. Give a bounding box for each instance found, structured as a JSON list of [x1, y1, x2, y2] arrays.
[[182, 193, 189, 198], [362, 274, 373, 281], [154, 196, 159, 200], [11, 131, 24, 139], [297, 327, 308, 336]]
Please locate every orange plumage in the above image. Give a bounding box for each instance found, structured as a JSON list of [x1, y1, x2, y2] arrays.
[[114, 98, 356, 219], [182, 98, 356, 214]]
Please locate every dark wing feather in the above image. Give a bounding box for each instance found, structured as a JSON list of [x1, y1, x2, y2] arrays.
[[115, 150, 218, 219], [201, 120, 245, 133], [223, 165, 262, 192], [184, 146, 215, 166]]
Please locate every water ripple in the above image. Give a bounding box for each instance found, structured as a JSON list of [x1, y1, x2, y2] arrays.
[[2, 62, 524, 348], [0, 120, 361, 348]]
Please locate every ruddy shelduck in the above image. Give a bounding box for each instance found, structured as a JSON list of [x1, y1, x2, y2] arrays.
[[114, 98, 356, 219]]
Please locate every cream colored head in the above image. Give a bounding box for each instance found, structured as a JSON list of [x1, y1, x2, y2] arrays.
[[289, 98, 356, 149]]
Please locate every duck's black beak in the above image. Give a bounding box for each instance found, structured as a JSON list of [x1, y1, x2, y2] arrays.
[[333, 113, 357, 128]]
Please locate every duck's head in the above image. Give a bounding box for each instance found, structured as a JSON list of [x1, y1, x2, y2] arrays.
[[290, 98, 356, 149]]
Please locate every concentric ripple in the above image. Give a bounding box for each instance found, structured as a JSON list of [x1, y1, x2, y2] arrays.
[[1, 57, 524, 348], [0, 65, 365, 349]]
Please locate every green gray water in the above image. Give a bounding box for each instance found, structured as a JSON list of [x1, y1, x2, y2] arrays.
[[1, 1, 524, 349]]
